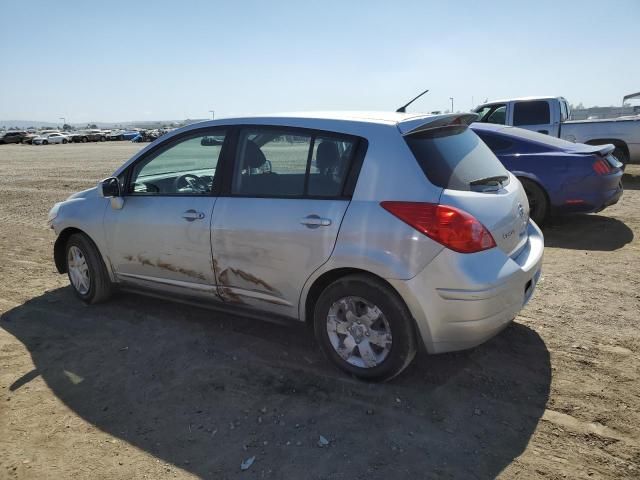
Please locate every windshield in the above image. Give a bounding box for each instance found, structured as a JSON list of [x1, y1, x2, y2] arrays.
[[404, 126, 509, 191]]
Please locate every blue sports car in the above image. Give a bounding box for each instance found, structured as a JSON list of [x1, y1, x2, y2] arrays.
[[471, 123, 624, 225]]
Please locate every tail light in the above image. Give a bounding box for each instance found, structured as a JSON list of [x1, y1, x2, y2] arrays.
[[593, 157, 612, 175], [380, 202, 496, 253]]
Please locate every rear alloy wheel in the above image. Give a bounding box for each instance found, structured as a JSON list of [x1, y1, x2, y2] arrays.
[[520, 178, 548, 225], [82, 136, 88, 143], [62, 138, 67, 144], [42, 140, 48, 145], [65, 233, 112, 304], [314, 274, 417, 381]]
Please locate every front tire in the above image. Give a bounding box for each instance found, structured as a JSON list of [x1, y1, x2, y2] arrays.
[[65, 233, 112, 304], [520, 178, 548, 225], [314, 274, 417, 381]]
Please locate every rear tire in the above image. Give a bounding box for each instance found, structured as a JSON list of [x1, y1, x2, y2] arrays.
[[42, 140, 48, 145], [65, 233, 112, 304], [520, 178, 548, 226], [313, 274, 417, 382], [62, 139, 67, 144], [613, 147, 629, 171], [82, 136, 88, 143]]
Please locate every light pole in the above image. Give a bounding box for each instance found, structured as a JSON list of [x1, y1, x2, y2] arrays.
[[209, 110, 215, 120], [449, 98, 454, 113]]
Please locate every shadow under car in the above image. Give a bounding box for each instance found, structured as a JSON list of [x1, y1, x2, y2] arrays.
[[2, 288, 551, 479]]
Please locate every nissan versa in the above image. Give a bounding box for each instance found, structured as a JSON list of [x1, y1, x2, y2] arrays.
[[48, 112, 544, 381]]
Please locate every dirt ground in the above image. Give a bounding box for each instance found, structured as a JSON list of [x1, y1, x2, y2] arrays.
[[0, 142, 638, 480]]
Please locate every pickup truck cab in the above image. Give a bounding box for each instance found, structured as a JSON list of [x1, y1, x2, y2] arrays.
[[474, 96, 640, 166]]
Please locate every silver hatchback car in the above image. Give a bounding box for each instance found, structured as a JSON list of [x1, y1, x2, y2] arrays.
[[48, 112, 544, 381]]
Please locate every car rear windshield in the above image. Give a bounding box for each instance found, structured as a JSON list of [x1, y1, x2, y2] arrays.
[[404, 125, 509, 191]]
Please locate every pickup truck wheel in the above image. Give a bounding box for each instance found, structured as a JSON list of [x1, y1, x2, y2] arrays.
[[314, 274, 417, 382], [65, 233, 112, 304], [520, 178, 548, 226], [613, 147, 629, 170]]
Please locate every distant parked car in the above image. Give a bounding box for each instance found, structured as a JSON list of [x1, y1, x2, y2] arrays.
[[21, 133, 39, 144], [73, 129, 107, 143], [63, 132, 79, 142], [0, 131, 27, 144], [108, 130, 139, 141], [33, 132, 69, 145], [471, 123, 624, 224]]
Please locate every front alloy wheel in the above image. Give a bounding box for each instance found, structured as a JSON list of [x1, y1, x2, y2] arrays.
[[67, 245, 90, 295], [64, 233, 112, 304]]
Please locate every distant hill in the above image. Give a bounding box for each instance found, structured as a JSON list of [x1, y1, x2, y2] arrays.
[[0, 119, 208, 130], [0, 120, 59, 129]]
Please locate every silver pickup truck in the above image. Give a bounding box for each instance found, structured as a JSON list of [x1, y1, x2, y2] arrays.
[[473, 96, 640, 165]]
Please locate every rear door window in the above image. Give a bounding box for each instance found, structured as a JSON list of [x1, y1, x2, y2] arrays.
[[231, 128, 358, 198], [513, 101, 551, 126], [404, 126, 509, 191]]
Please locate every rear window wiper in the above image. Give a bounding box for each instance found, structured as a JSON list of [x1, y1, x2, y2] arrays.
[[469, 175, 509, 187]]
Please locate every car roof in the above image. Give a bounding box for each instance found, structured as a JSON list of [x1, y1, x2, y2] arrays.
[[478, 96, 566, 105], [178, 111, 478, 136]]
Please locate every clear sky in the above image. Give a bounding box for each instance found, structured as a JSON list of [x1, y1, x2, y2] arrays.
[[1, 0, 638, 123]]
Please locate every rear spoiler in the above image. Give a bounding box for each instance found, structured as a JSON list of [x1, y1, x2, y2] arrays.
[[399, 113, 479, 136], [580, 143, 615, 157]]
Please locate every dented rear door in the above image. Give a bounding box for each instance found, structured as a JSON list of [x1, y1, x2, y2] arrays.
[[211, 126, 358, 319], [211, 197, 349, 318]]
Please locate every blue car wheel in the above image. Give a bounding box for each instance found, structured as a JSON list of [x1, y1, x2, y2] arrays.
[[520, 178, 548, 225]]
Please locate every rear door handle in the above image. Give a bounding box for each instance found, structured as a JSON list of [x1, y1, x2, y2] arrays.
[[300, 214, 332, 228], [182, 209, 205, 221]]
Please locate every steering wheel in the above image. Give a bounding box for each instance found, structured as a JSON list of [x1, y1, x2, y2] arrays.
[[174, 173, 208, 193]]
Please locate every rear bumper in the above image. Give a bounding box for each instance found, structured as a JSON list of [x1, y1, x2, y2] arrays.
[[595, 183, 623, 211], [553, 172, 623, 214], [388, 221, 544, 354]]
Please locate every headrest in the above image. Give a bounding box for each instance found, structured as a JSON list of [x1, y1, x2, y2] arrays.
[[244, 140, 267, 169], [316, 141, 340, 173]]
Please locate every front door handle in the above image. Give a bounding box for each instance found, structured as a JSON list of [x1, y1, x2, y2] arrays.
[[300, 214, 331, 228], [182, 209, 205, 221]]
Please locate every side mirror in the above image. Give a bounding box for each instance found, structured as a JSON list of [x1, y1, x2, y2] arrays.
[[100, 177, 121, 198]]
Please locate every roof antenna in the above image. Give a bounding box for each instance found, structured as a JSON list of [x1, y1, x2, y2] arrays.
[[396, 88, 430, 113]]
